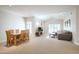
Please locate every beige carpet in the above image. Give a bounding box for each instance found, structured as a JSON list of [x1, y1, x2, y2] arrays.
[[0, 36, 79, 54]]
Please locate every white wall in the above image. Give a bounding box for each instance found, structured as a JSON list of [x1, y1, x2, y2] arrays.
[[66, 7, 79, 46], [0, 10, 25, 42], [63, 14, 72, 31], [44, 18, 63, 35], [77, 8, 79, 45], [62, 8, 78, 45], [73, 7, 79, 45]]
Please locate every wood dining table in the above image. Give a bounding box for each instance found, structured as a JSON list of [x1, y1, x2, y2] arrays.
[[13, 33, 21, 45], [6, 29, 29, 47]]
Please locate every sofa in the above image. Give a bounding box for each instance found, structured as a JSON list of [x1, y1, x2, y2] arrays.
[[58, 31, 72, 41]]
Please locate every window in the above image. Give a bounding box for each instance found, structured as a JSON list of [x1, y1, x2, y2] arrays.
[[48, 24, 61, 34]]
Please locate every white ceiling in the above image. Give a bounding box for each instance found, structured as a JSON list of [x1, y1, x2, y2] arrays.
[[0, 5, 76, 20]]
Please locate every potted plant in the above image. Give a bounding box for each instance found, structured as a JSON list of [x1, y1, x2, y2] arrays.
[[35, 27, 43, 36]]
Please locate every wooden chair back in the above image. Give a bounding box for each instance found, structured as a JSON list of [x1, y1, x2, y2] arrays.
[[20, 30, 29, 41], [6, 30, 14, 47], [16, 29, 19, 34]]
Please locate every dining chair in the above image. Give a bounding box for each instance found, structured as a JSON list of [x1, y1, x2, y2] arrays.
[[14, 29, 22, 45], [16, 29, 19, 34], [6, 30, 14, 47], [10, 30, 14, 34], [20, 30, 29, 42]]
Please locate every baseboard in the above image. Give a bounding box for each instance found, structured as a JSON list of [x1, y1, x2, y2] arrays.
[[73, 41, 79, 46]]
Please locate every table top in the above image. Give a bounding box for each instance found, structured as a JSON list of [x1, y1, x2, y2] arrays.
[[13, 33, 21, 36]]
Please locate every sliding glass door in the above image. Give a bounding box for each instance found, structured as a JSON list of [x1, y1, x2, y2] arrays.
[[48, 24, 61, 34]]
